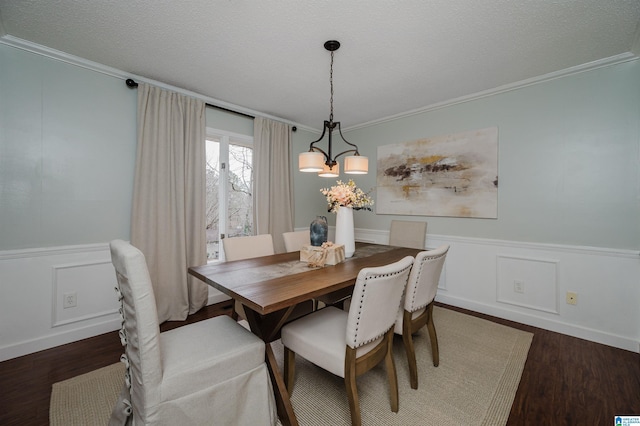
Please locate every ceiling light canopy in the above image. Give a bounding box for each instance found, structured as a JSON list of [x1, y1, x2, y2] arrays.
[[298, 40, 368, 177]]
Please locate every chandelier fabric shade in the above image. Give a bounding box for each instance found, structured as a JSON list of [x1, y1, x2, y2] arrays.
[[298, 151, 325, 172], [298, 40, 368, 177], [343, 155, 368, 174], [318, 161, 340, 177]]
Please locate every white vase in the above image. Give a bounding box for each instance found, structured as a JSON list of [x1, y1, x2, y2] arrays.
[[335, 206, 355, 258]]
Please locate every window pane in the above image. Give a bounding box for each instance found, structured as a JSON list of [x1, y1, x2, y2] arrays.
[[226, 143, 253, 238], [205, 138, 220, 260], [206, 134, 253, 261]]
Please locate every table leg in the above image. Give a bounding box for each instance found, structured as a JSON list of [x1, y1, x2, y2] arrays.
[[244, 307, 300, 426], [266, 343, 298, 426]]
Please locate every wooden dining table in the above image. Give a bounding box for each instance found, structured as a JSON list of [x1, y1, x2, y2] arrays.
[[188, 242, 421, 426]]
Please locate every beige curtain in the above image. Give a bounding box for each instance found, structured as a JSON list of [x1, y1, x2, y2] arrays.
[[253, 117, 294, 253], [131, 83, 208, 322]]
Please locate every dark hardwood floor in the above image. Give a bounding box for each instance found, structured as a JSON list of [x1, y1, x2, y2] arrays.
[[1, 301, 638, 425]]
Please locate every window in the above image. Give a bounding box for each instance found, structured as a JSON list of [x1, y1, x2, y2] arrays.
[[205, 130, 253, 261]]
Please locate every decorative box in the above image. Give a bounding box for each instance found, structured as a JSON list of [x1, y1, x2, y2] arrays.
[[300, 244, 346, 266]]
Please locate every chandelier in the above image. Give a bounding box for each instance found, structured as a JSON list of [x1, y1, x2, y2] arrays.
[[298, 40, 368, 177]]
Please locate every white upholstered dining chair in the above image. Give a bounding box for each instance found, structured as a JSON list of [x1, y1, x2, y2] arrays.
[[222, 234, 276, 321], [388, 220, 427, 250], [394, 245, 449, 389], [282, 230, 310, 252], [108, 239, 276, 426], [281, 256, 415, 426], [222, 233, 275, 261]]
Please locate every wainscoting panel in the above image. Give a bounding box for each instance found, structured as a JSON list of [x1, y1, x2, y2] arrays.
[[353, 229, 640, 352], [1, 233, 639, 360], [0, 243, 121, 361], [0, 243, 231, 361], [496, 255, 559, 314], [52, 260, 120, 327]]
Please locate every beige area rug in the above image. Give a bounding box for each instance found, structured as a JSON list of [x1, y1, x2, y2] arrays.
[[50, 362, 124, 426], [50, 306, 532, 426]]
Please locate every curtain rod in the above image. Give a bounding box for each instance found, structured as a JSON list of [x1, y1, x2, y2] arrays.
[[125, 79, 297, 131], [125, 78, 256, 120]]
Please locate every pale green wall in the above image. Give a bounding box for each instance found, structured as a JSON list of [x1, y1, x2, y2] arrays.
[[0, 43, 254, 250], [205, 107, 253, 136], [0, 44, 137, 250], [3, 41, 638, 251], [293, 60, 640, 250]]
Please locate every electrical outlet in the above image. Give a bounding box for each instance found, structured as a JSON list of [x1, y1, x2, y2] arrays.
[[63, 292, 77, 309], [566, 291, 578, 305], [514, 280, 525, 294]]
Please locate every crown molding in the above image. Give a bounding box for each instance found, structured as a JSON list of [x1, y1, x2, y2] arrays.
[[0, 35, 316, 132], [2, 35, 636, 134], [344, 52, 639, 132], [1, 35, 129, 79]]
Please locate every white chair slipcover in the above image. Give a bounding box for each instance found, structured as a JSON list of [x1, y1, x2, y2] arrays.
[[281, 256, 414, 426], [394, 245, 449, 389], [108, 239, 276, 426]]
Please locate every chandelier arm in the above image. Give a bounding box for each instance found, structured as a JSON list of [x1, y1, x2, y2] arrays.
[[332, 148, 359, 160], [307, 124, 329, 156], [336, 122, 360, 154], [309, 145, 330, 160]]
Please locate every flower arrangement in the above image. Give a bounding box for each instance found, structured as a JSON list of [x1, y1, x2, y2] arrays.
[[320, 179, 374, 213]]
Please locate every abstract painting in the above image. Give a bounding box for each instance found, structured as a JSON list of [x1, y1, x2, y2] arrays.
[[376, 127, 498, 218]]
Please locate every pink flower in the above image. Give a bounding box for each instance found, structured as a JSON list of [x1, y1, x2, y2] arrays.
[[320, 179, 374, 213]]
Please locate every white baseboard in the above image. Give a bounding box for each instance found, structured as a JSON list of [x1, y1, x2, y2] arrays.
[[0, 317, 121, 362], [435, 294, 639, 353], [0, 295, 233, 362]]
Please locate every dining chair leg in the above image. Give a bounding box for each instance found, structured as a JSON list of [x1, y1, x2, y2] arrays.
[[426, 303, 439, 367], [402, 310, 419, 389], [384, 330, 399, 412], [284, 347, 296, 392], [344, 348, 361, 426], [266, 344, 299, 426]]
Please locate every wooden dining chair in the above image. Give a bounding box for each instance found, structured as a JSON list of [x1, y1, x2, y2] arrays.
[[281, 256, 415, 426], [388, 220, 427, 249], [394, 245, 449, 389], [108, 240, 276, 426], [282, 230, 310, 252]]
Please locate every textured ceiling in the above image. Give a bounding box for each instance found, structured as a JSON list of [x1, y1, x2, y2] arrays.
[[1, 1, 639, 130]]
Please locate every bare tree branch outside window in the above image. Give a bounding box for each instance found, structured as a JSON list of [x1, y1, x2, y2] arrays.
[[205, 137, 253, 260]]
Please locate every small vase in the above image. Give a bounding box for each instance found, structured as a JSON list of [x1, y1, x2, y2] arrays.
[[335, 206, 355, 258], [310, 216, 328, 247]]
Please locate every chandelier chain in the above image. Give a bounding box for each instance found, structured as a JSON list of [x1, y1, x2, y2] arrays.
[[329, 50, 334, 123]]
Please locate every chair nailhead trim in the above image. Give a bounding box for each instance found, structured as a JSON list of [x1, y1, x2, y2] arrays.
[[351, 263, 413, 348]]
